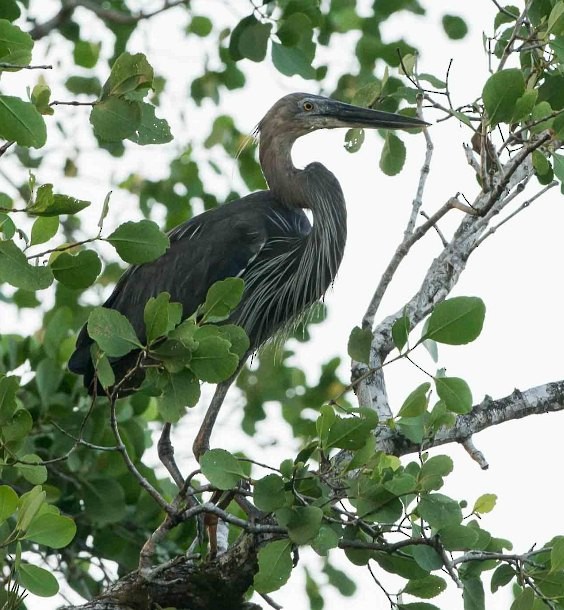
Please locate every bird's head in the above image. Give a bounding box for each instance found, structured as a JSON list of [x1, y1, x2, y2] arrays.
[[257, 92, 428, 139]]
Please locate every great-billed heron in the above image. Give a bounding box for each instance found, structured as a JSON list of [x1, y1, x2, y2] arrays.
[[69, 92, 427, 465]]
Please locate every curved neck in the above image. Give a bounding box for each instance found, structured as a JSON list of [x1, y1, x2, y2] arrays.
[[259, 130, 347, 286]]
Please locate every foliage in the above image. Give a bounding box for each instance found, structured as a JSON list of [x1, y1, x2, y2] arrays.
[[0, 1, 563, 609]]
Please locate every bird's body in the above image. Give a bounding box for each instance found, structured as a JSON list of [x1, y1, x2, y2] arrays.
[[69, 177, 345, 391], [68, 92, 426, 456]]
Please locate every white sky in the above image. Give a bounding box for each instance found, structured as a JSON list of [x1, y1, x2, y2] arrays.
[[3, 1, 564, 608]]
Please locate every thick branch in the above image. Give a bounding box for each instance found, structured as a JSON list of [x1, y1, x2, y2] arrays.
[[60, 534, 262, 610], [376, 379, 564, 456]]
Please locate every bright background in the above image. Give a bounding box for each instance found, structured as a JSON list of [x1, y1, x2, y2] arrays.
[[2, 1, 564, 608]]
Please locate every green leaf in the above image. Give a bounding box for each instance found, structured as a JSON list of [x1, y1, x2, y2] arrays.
[[397, 414, 426, 443], [30, 216, 58, 245], [463, 577, 485, 610], [65, 75, 101, 96], [490, 564, 515, 592], [73, 40, 100, 68], [435, 376, 473, 414], [27, 184, 90, 216], [158, 369, 200, 422], [144, 292, 182, 344], [0, 212, 15, 239], [200, 278, 245, 323], [0, 20, 32, 67], [17, 486, 46, 531], [254, 539, 293, 594], [87, 307, 142, 357], [276, 505, 323, 545], [91, 348, 115, 390], [238, 20, 272, 62], [127, 102, 173, 145], [188, 15, 213, 37], [0, 240, 53, 290], [511, 89, 538, 122], [216, 325, 250, 358], [380, 132, 406, 176], [552, 153, 564, 192], [439, 524, 480, 550], [374, 552, 429, 579], [404, 574, 447, 599], [418, 493, 463, 528], [392, 314, 410, 351], [271, 41, 315, 78], [107, 219, 169, 264], [102, 52, 154, 99], [35, 358, 63, 405], [344, 128, 365, 153], [0, 485, 18, 522], [423, 297, 486, 345], [190, 335, 239, 383], [473, 493, 497, 515], [254, 474, 287, 512], [0, 375, 19, 424], [316, 404, 336, 446], [200, 448, 245, 489], [530, 101, 554, 133], [83, 478, 126, 525], [90, 97, 142, 141], [16, 454, 47, 484], [411, 545, 444, 571], [551, 536, 564, 572], [0, 1, 21, 22], [494, 5, 519, 29], [31, 83, 53, 116], [17, 563, 59, 597], [51, 250, 101, 289], [418, 455, 453, 491], [548, 1, 564, 34], [482, 69, 525, 126], [442, 15, 468, 39], [398, 383, 430, 418], [510, 588, 535, 610], [326, 409, 378, 450], [0, 95, 46, 147], [323, 562, 356, 596], [312, 525, 342, 556], [347, 326, 372, 364], [23, 513, 76, 548]]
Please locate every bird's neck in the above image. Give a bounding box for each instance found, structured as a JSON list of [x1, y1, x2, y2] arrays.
[[260, 132, 347, 286]]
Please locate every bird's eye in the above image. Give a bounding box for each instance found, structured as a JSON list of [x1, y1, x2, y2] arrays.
[[303, 101, 314, 111]]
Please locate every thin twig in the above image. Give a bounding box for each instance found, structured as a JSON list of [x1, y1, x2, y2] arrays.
[[473, 180, 555, 250], [49, 100, 97, 107], [461, 437, 489, 470], [259, 593, 283, 610], [0, 142, 14, 158], [363, 197, 463, 329], [404, 98, 433, 238], [498, 1, 533, 71], [0, 63, 53, 70], [109, 397, 174, 514], [367, 562, 395, 607]]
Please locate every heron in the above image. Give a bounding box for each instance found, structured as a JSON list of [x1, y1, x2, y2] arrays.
[[68, 92, 427, 468]]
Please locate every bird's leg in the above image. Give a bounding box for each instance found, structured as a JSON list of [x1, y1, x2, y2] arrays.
[[193, 357, 249, 461], [157, 423, 185, 489], [192, 379, 234, 461]]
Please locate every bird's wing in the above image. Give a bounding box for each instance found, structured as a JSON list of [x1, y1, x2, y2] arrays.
[[105, 212, 268, 341]]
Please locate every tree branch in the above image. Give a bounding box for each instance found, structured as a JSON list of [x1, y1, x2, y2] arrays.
[[376, 379, 564, 456]]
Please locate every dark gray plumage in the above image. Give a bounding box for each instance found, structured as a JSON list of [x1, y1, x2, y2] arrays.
[[68, 93, 426, 454]]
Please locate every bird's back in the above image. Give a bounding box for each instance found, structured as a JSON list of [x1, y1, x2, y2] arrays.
[[68, 191, 313, 392]]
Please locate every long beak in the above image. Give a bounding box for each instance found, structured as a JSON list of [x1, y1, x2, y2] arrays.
[[322, 99, 429, 130]]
